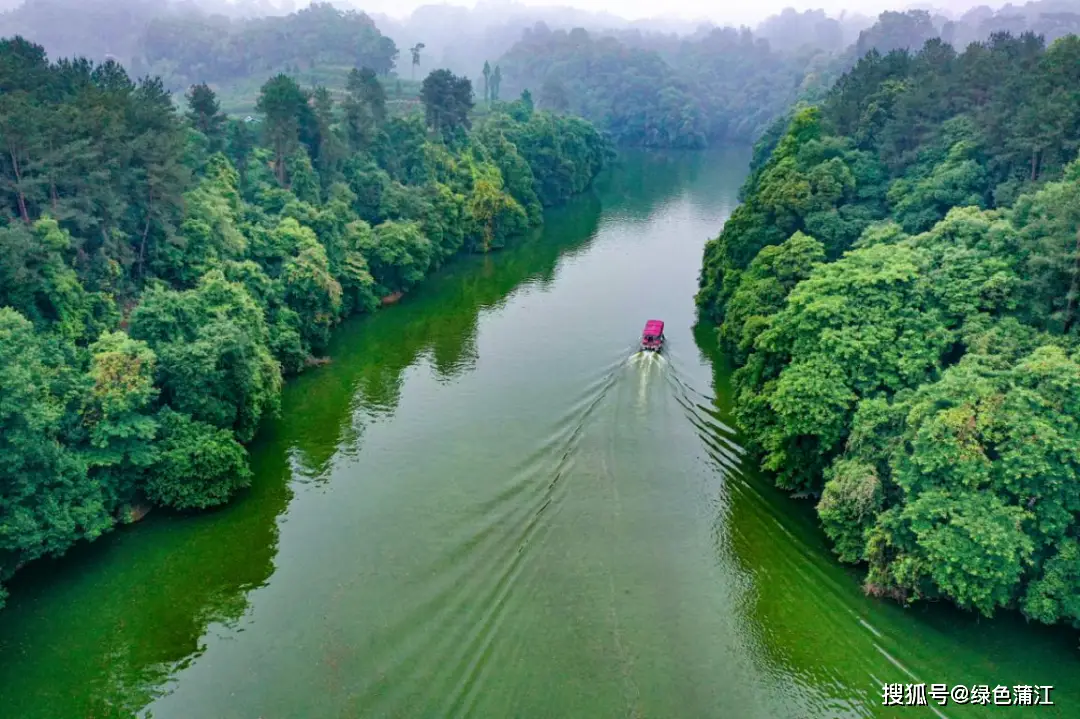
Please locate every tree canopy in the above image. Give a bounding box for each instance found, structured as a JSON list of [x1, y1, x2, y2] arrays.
[[0, 38, 610, 609], [4, 0, 1076, 148], [697, 31, 1080, 626], [493, 6, 1080, 149], [420, 69, 474, 137]]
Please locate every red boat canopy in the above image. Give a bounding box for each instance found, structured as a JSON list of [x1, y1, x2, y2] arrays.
[[642, 320, 664, 336]]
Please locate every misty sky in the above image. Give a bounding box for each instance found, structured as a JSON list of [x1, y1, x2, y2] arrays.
[[331, 0, 1010, 26]]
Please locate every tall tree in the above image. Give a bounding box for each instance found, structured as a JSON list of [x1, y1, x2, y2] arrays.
[[128, 77, 190, 282], [420, 69, 474, 136], [409, 42, 425, 81], [0, 90, 45, 224], [312, 86, 347, 185], [343, 67, 387, 152], [225, 118, 256, 186], [185, 83, 226, 150], [255, 74, 309, 186], [491, 64, 502, 102], [128, 270, 282, 444], [145, 407, 252, 510]]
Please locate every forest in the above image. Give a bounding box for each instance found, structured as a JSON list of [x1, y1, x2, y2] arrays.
[[697, 31, 1080, 625], [0, 37, 610, 609], [4, 0, 1080, 148], [1, 0, 1079, 628], [0, 1, 400, 91], [497, 22, 829, 147], [495, 2, 1080, 147]]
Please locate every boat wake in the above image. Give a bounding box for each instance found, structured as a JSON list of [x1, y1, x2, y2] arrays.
[[348, 344, 747, 716]]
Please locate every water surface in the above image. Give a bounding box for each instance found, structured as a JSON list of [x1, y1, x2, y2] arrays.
[[0, 148, 1076, 718]]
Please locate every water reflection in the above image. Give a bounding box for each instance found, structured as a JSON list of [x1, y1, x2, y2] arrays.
[[3, 148, 1074, 719], [0, 434, 291, 719], [283, 192, 605, 476], [0, 168, 628, 719], [594, 150, 710, 220], [692, 322, 1079, 718]]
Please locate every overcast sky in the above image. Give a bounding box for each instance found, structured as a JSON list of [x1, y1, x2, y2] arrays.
[[332, 0, 1008, 26]]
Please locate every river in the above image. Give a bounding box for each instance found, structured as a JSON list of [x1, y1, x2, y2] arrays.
[[0, 148, 1077, 718]]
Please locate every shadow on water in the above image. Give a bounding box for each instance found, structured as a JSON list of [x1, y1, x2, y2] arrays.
[[592, 149, 710, 220], [282, 191, 605, 477], [4, 146, 1077, 719], [690, 322, 1080, 718], [0, 190, 610, 719], [0, 429, 291, 719]]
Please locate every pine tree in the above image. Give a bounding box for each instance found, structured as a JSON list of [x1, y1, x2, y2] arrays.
[[185, 83, 227, 151]]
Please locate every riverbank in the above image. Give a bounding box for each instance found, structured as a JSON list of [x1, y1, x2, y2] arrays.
[[2, 149, 1077, 719], [697, 35, 1080, 631], [0, 46, 612, 610]]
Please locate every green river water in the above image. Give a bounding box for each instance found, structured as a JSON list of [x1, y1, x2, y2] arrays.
[[0, 148, 1077, 719]]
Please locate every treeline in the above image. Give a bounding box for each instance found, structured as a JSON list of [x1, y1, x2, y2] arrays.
[[758, 2, 1080, 57], [497, 23, 809, 148], [497, 25, 709, 148], [5, 0, 1080, 148], [496, 3, 1080, 148], [755, 8, 872, 53], [697, 32, 1080, 625], [135, 2, 398, 89], [0, 1, 399, 91], [0, 38, 610, 609], [369, 3, 708, 87], [944, 2, 1080, 49]]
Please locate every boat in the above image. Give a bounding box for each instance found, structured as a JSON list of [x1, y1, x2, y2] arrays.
[[640, 319, 665, 352]]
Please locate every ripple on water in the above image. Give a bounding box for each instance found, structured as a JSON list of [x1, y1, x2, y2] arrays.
[[2, 148, 1078, 719]]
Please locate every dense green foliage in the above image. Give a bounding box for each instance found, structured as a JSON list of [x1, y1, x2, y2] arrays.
[[0, 1, 399, 91], [0, 38, 609, 608], [698, 31, 1080, 624], [136, 3, 400, 89], [498, 25, 709, 147], [5, 0, 1078, 146], [420, 69, 475, 137], [496, 4, 1080, 148], [497, 24, 811, 148]]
